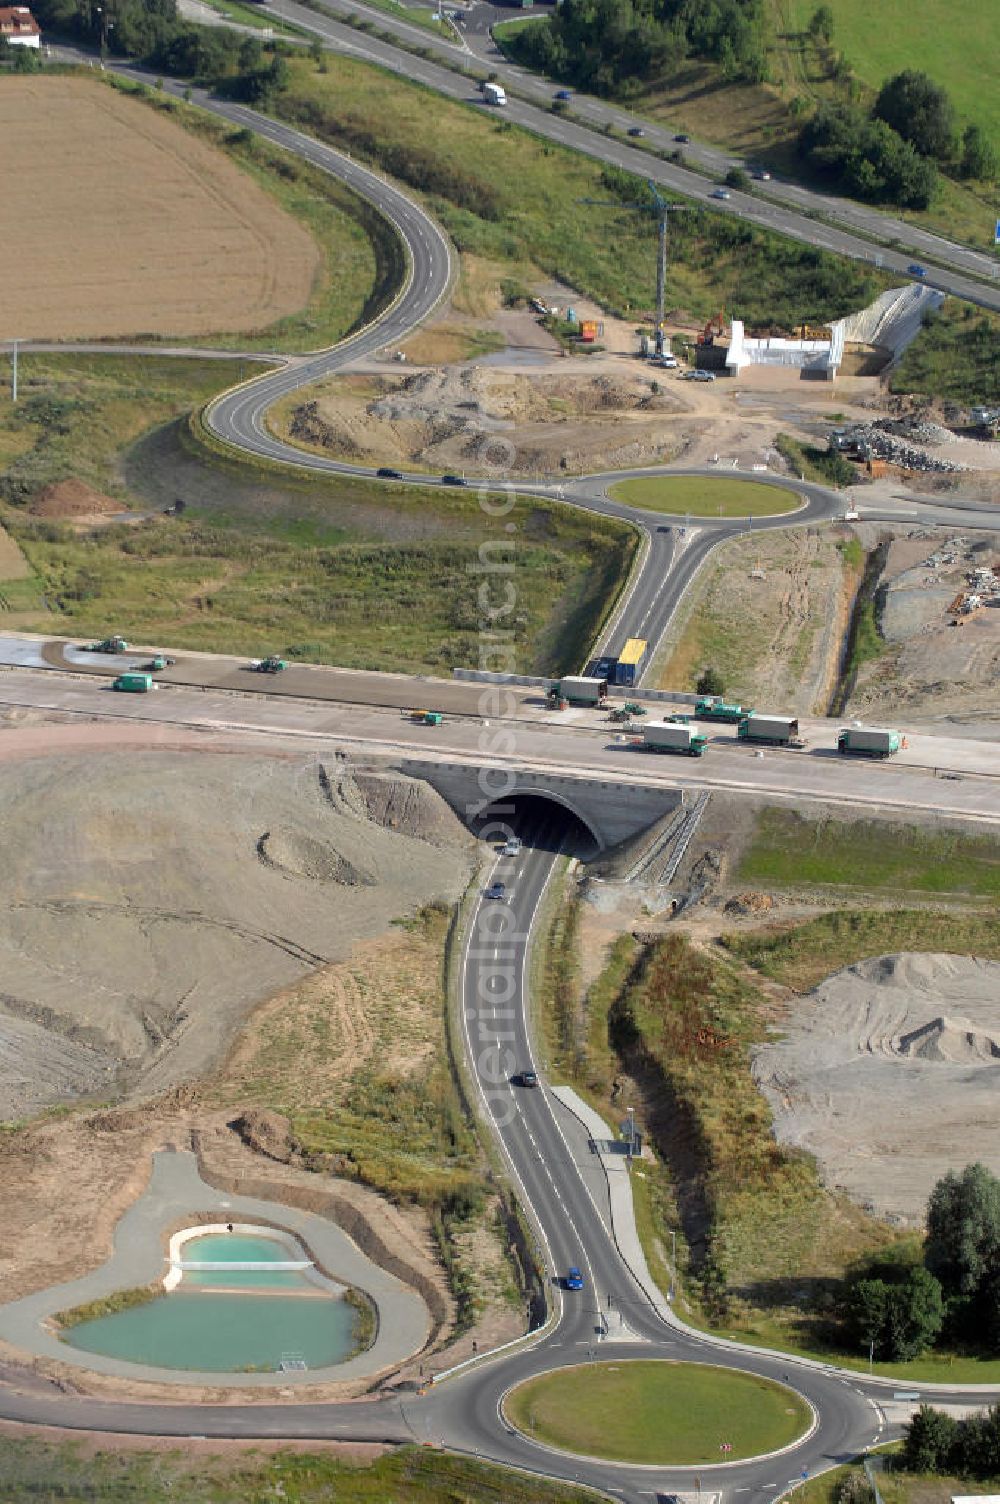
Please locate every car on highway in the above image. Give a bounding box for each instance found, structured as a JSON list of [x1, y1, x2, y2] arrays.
[[908, 263, 928, 278], [554, 89, 572, 100], [485, 880, 507, 900], [752, 168, 771, 180], [517, 1069, 539, 1088], [376, 466, 403, 480], [627, 126, 645, 137], [441, 473, 467, 486], [564, 1267, 585, 1290], [674, 132, 690, 142], [710, 188, 731, 199], [502, 836, 522, 856]]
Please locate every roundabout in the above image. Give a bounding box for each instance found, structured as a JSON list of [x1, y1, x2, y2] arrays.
[[503, 1360, 814, 1466], [607, 475, 805, 516]]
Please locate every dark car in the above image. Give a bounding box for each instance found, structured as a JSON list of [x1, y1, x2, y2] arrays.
[[376, 466, 403, 480], [627, 126, 645, 137], [564, 1267, 585, 1291], [908, 263, 928, 279], [517, 1069, 539, 1088], [751, 168, 771, 181], [441, 473, 467, 486], [554, 89, 572, 100], [485, 880, 507, 900], [674, 132, 690, 142]]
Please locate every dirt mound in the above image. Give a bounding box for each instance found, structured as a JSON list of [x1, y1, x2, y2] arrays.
[[724, 891, 775, 916], [345, 770, 468, 847], [230, 1108, 293, 1163], [0, 750, 471, 1120], [258, 829, 374, 886], [753, 952, 1000, 1221], [29, 478, 121, 518], [897, 1015, 1000, 1063]]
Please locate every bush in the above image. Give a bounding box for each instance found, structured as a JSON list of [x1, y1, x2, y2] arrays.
[[797, 103, 937, 208], [696, 666, 725, 696], [874, 70, 956, 163]]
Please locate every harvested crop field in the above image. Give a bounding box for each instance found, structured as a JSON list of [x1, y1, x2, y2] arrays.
[[0, 742, 472, 1121], [753, 952, 1000, 1222], [0, 78, 320, 340]]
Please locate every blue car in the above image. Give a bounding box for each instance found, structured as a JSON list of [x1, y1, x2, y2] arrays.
[[555, 89, 572, 101], [908, 263, 927, 279], [565, 1266, 585, 1291]]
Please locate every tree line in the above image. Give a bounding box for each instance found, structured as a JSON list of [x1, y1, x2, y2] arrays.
[[839, 1163, 1000, 1364], [24, 0, 293, 101]]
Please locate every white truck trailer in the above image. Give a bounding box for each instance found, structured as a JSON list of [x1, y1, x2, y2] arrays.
[[556, 676, 608, 706], [737, 713, 803, 747], [482, 81, 507, 105], [642, 722, 708, 757]]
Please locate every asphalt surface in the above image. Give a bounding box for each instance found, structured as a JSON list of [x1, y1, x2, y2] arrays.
[[257, 0, 1000, 309]]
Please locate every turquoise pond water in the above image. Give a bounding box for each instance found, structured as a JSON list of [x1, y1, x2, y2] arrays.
[[182, 1234, 311, 1289], [62, 1234, 360, 1372], [63, 1292, 359, 1372]]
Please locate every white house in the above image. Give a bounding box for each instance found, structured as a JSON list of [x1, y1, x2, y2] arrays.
[[0, 6, 41, 46]]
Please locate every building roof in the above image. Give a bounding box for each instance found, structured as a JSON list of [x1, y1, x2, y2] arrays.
[[0, 5, 41, 34]]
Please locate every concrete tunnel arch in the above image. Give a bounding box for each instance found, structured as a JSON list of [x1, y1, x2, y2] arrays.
[[473, 788, 603, 855]]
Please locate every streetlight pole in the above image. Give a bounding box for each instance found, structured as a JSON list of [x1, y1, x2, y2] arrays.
[[10, 340, 18, 404], [671, 1228, 677, 1300]]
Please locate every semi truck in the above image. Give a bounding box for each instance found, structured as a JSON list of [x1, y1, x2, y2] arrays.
[[556, 676, 608, 706], [694, 696, 750, 723], [737, 713, 803, 747], [641, 721, 708, 757], [482, 81, 507, 106], [837, 726, 902, 758], [614, 638, 648, 687], [112, 672, 154, 693]]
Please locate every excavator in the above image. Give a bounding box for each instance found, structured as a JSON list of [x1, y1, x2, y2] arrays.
[[696, 309, 726, 346]]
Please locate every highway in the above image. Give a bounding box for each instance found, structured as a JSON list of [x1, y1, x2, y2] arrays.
[[255, 0, 1000, 309]]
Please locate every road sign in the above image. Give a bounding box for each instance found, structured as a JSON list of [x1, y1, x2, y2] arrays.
[[720, 1442, 733, 1452], [995, 218, 1000, 244]]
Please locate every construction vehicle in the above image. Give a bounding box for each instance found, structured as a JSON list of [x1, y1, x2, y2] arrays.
[[406, 709, 442, 725], [143, 656, 175, 672], [554, 676, 608, 706], [640, 722, 708, 757], [697, 309, 726, 346], [694, 696, 750, 723], [251, 656, 286, 673], [608, 705, 633, 723], [837, 727, 903, 758], [737, 713, 804, 748], [112, 672, 154, 693], [86, 635, 128, 654], [614, 639, 648, 687], [622, 700, 647, 716]]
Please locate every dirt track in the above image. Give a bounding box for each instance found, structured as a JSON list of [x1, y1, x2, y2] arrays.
[[0, 739, 472, 1119]]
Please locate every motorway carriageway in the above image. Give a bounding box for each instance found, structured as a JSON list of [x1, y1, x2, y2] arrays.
[[0, 664, 998, 825]]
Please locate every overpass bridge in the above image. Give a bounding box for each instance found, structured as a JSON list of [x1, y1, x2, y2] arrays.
[[399, 757, 682, 852]]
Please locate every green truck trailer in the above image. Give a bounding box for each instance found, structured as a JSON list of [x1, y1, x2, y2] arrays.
[[694, 696, 751, 723], [837, 726, 902, 758]]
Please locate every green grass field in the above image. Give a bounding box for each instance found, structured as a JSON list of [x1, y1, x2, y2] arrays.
[[0, 353, 635, 675], [0, 1440, 598, 1504], [607, 476, 802, 516], [505, 1361, 811, 1463], [723, 907, 1000, 993], [736, 811, 1000, 900], [780, 0, 1000, 143], [892, 301, 1000, 406]]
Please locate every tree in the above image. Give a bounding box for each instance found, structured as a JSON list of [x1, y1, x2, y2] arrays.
[[925, 1163, 1000, 1303], [885, 1267, 944, 1361], [696, 667, 725, 696], [959, 124, 999, 182], [901, 1405, 959, 1473], [725, 167, 749, 188], [874, 70, 956, 162], [808, 5, 834, 43]]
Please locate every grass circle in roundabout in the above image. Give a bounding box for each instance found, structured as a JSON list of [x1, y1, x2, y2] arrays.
[[607, 475, 802, 517], [504, 1359, 813, 1465]]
